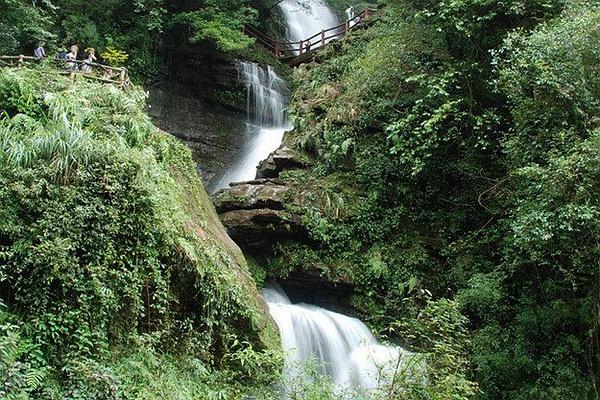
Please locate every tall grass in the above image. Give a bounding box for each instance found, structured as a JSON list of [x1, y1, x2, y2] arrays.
[[0, 115, 108, 183]]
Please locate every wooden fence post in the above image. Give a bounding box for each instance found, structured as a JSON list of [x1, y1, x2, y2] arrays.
[[321, 30, 325, 46], [275, 41, 280, 57], [299, 40, 303, 54], [119, 68, 126, 86]]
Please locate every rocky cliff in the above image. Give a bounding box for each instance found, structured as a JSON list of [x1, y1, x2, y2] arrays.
[[148, 45, 248, 189]]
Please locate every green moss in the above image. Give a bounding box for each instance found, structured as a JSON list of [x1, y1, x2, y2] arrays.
[[0, 66, 281, 398]]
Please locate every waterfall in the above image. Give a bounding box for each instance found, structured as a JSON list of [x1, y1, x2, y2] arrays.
[[211, 0, 343, 193], [277, 0, 342, 49], [211, 1, 421, 395], [263, 284, 422, 396], [211, 62, 290, 192]]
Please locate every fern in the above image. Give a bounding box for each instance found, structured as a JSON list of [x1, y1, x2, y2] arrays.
[[24, 368, 45, 389], [1, 116, 107, 183]]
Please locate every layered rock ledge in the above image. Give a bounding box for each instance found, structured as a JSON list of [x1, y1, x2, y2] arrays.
[[256, 146, 312, 178], [214, 178, 307, 250], [213, 143, 315, 250]]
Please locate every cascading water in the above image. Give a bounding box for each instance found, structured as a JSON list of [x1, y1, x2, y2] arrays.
[[263, 283, 421, 396], [212, 1, 420, 395], [211, 62, 291, 192], [277, 0, 342, 48], [211, 0, 342, 193]]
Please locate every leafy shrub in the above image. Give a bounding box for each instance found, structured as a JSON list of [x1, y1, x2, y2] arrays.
[[389, 300, 478, 400], [0, 308, 48, 400], [0, 70, 44, 117], [100, 46, 129, 67]]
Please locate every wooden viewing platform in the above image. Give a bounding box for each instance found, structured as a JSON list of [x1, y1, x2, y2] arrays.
[[244, 7, 377, 66], [0, 55, 131, 88]]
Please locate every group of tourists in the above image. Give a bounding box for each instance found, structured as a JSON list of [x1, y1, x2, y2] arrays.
[[28, 42, 127, 85], [34, 43, 97, 73]]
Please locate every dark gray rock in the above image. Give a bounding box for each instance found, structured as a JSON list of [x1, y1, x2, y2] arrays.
[[213, 179, 289, 212], [213, 176, 313, 250], [256, 146, 312, 178], [149, 83, 246, 185], [219, 208, 305, 249]]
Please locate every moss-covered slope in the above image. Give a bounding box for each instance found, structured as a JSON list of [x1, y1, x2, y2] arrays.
[[0, 67, 280, 399]]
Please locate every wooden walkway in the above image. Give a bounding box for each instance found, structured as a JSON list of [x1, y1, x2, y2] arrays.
[[244, 7, 377, 65], [0, 55, 131, 88]]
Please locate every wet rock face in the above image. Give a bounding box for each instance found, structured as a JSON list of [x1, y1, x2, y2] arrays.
[[214, 179, 307, 249], [278, 277, 355, 314], [149, 85, 246, 184], [148, 51, 248, 187]]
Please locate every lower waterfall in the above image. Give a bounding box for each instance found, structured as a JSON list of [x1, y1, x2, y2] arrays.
[[262, 284, 421, 396]]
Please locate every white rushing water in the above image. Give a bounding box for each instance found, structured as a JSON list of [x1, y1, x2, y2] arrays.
[[277, 0, 342, 49], [211, 62, 291, 192], [211, 0, 343, 192], [263, 283, 421, 396]]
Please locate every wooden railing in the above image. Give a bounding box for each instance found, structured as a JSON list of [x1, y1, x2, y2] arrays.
[[0, 55, 131, 88], [245, 7, 377, 60]]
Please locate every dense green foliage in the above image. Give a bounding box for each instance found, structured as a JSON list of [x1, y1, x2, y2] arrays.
[[0, 0, 56, 55], [0, 67, 281, 399], [267, 0, 600, 398], [3, 0, 600, 398], [0, 0, 264, 83]]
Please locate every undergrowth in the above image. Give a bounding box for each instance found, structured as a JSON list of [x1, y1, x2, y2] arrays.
[[0, 66, 281, 399]]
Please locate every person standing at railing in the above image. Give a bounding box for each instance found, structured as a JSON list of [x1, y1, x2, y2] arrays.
[[82, 48, 97, 74], [33, 43, 46, 60], [66, 44, 79, 71]]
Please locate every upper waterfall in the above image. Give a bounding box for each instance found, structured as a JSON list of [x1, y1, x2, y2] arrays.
[[263, 283, 422, 395], [211, 0, 342, 193], [240, 61, 289, 128], [277, 0, 342, 47]]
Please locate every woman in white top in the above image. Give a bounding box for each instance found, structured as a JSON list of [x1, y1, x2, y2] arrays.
[[82, 48, 97, 74], [66, 44, 78, 70]]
